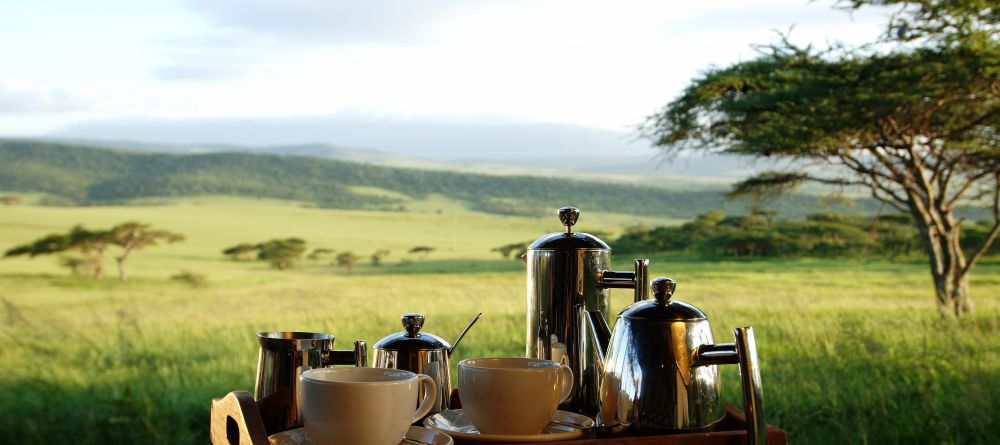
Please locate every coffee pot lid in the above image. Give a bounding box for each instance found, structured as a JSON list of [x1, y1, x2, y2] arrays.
[[619, 278, 707, 321], [373, 313, 452, 352], [529, 206, 611, 250]]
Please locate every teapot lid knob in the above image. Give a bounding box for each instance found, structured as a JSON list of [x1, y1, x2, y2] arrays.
[[558, 206, 580, 234], [401, 313, 425, 337], [651, 277, 677, 305]]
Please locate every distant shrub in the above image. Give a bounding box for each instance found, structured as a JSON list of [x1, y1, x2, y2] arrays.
[[370, 249, 390, 266], [308, 248, 336, 260], [222, 243, 259, 261], [409, 246, 436, 256], [171, 270, 207, 288], [491, 241, 530, 260], [615, 209, 926, 260]]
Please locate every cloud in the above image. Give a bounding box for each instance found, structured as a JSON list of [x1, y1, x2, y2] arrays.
[[185, 0, 483, 45], [152, 50, 250, 81], [0, 84, 91, 114]]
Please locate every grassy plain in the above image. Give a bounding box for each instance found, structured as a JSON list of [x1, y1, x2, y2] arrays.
[[0, 200, 997, 445]]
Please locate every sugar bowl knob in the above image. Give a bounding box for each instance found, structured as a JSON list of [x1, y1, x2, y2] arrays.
[[402, 313, 425, 337]]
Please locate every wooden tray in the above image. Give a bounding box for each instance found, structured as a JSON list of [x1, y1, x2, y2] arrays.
[[210, 390, 787, 445]]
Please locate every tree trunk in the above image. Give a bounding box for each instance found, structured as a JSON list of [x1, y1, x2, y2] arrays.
[[917, 219, 972, 317], [117, 256, 128, 282]]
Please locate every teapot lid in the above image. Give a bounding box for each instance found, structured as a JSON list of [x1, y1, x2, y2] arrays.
[[620, 278, 707, 321], [373, 313, 452, 352], [529, 206, 611, 250]]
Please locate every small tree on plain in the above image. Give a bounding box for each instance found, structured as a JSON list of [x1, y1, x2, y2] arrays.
[[336, 251, 361, 273], [308, 248, 336, 261], [257, 238, 307, 270], [371, 249, 390, 266], [4, 225, 112, 278], [107, 222, 185, 282], [222, 243, 259, 261], [409, 246, 436, 258]]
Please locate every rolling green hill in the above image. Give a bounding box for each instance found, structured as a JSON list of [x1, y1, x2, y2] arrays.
[[0, 139, 876, 218]]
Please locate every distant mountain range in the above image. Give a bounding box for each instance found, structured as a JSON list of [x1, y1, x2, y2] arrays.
[[48, 115, 760, 186], [0, 139, 876, 219]]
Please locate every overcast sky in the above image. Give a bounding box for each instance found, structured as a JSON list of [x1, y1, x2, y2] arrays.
[[0, 0, 893, 137]]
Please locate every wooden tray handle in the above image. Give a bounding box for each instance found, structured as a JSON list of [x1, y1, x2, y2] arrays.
[[211, 391, 270, 445]]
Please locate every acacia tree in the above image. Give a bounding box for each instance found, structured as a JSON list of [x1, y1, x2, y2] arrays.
[[107, 222, 185, 282], [257, 238, 307, 270], [646, 1, 998, 316], [4, 225, 112, 277]]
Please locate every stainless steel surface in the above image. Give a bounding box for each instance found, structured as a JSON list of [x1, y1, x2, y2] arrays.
[[735, 327, 767, 445], [374, 313, 478, 415], [598, 259, 649, 303], [253, 332, 367, 434], [594, 316, 726, 432], [525, 206, 649, 417], [374, 349, 452, 414], [583, 278, 767, 443], [527, 247, 610, 416]]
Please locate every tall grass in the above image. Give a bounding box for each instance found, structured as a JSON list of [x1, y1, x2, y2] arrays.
[[0, 203, 997, 444]]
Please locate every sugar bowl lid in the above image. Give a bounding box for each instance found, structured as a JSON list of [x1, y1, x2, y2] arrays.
[[620, 278, 708, 322], [529, 206, 611, 250], [373, 313, 452, 352]]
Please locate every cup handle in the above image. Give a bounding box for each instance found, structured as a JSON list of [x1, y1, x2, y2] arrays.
[[558, 364, 574, 403], [412, 374, 438, 423]]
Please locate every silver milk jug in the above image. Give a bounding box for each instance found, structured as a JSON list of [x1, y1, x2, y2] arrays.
[[525, 206, 649, 416], [254, 332, 367, 434], [373, 313, 480, 417], [584, 278, 767, 444]]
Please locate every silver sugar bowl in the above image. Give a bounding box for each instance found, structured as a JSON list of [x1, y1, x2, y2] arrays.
[[373, 313, 480, 417]]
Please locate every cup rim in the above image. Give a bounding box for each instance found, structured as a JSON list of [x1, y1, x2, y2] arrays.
[[458, 357, 561, 371], [300, 367, 419, 385]]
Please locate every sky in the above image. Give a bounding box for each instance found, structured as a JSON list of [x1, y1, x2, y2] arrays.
[[0, 0, 894, 140]]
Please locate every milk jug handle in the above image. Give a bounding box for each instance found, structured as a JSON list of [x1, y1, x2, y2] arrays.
[[323, 340, 368, 367]]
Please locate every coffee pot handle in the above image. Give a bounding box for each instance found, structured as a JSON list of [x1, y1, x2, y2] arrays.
[[597, 259, 649, 303], [734, 327, 767, 445], [324, 340, 368, 367]]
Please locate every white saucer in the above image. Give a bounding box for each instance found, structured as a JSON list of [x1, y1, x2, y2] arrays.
[[423, 409, 593, 443], [268, 425, 454, 445]]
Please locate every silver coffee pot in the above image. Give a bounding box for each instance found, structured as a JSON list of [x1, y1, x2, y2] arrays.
[[373, 313, 480, 416], [525, 206, 649, 416], [253, 332, 367, 434], [584, 278, 767, 444]]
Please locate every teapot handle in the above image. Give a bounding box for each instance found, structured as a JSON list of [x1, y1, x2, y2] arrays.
[[734, 327, 767, 445]]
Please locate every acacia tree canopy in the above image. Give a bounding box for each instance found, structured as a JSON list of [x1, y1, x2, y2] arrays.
[[646, 1, 999, 316]]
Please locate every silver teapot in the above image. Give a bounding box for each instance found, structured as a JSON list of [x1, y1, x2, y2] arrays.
[[584, 278, 767, 444]]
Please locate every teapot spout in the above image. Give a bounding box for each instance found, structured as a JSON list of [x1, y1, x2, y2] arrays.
[[581, 306, 612, 366]]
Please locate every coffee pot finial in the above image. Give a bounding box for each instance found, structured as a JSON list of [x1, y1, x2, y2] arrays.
[[558, 206, 580, 234]]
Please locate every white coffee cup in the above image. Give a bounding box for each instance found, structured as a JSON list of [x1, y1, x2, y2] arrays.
[[298, 367, 437, 445], [457, 358, 573, 435]]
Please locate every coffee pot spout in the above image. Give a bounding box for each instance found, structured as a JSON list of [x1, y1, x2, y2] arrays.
[[581, 306, 612, 367]]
